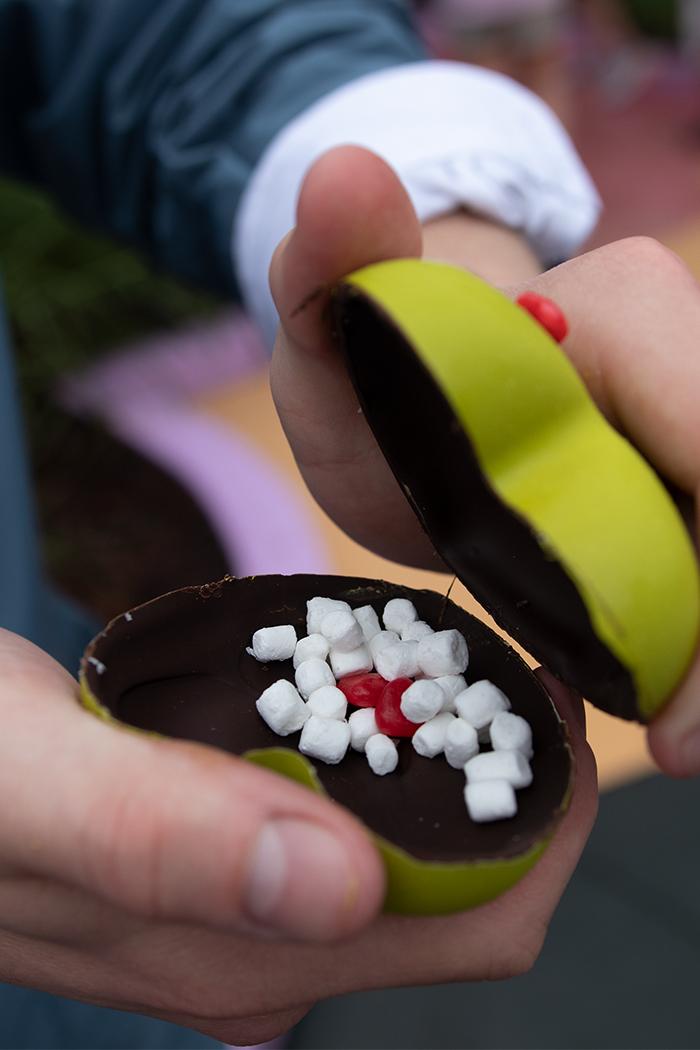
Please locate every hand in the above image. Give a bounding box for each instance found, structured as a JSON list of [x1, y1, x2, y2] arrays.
[[269, 145, 541, 572], [270, 146, 700, 777], [510, 239, 700, 777], [0, 631, 596, 1044]]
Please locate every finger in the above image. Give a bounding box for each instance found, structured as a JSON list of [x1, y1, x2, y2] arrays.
[[0, 630, 384, 942], [511, 239, 700, 774], [269, 144, 422, 356], [269, 146, 438, 567], [270, 678, 598, 996], [158, 1005, 310, 1048], [512, 237, 700, 495]]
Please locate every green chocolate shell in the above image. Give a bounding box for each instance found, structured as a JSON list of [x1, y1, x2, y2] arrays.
[[333, 261, 700, 721], [79, 575, 573, 916]]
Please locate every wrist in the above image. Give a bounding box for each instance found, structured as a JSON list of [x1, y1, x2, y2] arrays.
[[422, 211, 542, 287]]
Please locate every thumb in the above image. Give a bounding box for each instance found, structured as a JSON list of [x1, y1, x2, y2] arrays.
[[269, 144, 422, 355], [267, 146, 437, 567], [0, 630, 385, 942]]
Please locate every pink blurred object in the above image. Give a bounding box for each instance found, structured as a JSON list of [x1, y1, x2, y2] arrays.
[[58, 311, 332, 578]]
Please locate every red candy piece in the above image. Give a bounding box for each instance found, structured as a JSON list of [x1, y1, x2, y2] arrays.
[[376, 678, 419, 737], [337, 672, 387, 709], [516, 291, 569, 344]]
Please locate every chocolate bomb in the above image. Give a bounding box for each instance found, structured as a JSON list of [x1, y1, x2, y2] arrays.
[[82, 575, 572, 865], [332, 284, 638, 720]]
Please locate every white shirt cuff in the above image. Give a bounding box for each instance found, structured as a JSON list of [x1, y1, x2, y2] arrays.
[[234, 60, 601, 346]]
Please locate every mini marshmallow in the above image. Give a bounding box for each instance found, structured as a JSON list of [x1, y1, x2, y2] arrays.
[[256, 679, 309, 736], [247, 624, 297, 663], [320, 609, 364, 653], [383, 598, 418, 634], [368, 630, 400, 662], [366, 734, 399, 775], [307, 686, 348, 720], [349, 707, 380, 751], [374, 640, 420, 681], [455, 680, 510, 730], [401, 620, 434, 643], [434, 674, 468, 713], [306, 597, 351, 635], [464, 750, 532, 790], [412, 712, 455, 758], [400, 679, 445, 723], [417, 630, 469, 677], [465, 780, 517, 823], [295, 658, 336, 699], [354, 605, 382, 643], [444, 718, 479, 769], [490, 711, 533, 759], [299, 715, 351, 765], [329, 644, 373, 679], [293, 633, 329, 669]]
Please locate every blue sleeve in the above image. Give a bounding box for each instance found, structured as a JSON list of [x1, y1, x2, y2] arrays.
[[0, 0, 425, 295]]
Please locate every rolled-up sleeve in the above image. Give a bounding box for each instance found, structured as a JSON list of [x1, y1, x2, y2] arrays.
[[236, 60, 601, 344]]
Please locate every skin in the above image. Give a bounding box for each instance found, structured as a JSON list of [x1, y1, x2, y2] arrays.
[[0, 637, 595, 1044], [271, 145, 700, 780], [15, 141, 699, 1043], [0, 156, 596, 1040]]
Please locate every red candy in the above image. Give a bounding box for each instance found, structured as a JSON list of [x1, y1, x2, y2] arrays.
[[376, 678, 419, 737], [337, 672, 387, 709], [516, 291, 568, 344]]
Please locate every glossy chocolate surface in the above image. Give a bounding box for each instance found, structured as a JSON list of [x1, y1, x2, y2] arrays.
[[332, 287, 637, 720], [84, 575, 572, 863]]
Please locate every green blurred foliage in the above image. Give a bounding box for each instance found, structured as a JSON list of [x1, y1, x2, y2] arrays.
[[622, 0, 678, 40], [0, 178, 219, 454]]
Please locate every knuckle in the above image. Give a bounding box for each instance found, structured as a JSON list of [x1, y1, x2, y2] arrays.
[[485, 921, 547, 981], [79, 780, 171, 919], [170, 981, 261, 1025], [609, 236, 692, 285]]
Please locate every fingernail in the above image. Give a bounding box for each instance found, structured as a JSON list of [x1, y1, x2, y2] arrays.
[[682, 728, 700, 776], [243, 819, 358, 941]]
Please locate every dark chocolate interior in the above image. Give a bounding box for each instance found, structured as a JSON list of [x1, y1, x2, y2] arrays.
[[332, 286, 637, 721], [84, 575, 572, 864]]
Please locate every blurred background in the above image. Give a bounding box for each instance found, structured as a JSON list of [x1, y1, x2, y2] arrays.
[[3, 1, 700, 1047]]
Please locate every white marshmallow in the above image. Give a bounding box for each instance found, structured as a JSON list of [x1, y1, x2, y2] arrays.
[[375, 640, 420, 681], [306, 597, 351, 635], [417, 630, 469, 677], [400, 679, 445, 723], [307, 686, 348, 720], [369, 630, 399, 663], [299, 715, 351, 765], [366, 734, 399, 775], [455, 680, 510, 730], [434, 674, 468, 713], [382, 598, 418, 633], [329, 644, 373, 679], [490, 711, 533, 759], [293, 633, 330, 669], [247, 624, 297, 662], [256, 679, 309, 736], [465, 779, 517, 823], [353, 605, 382, 643], [320, 609, 364, 653], [295, 658, 335, 699], [444, 718, 479, 769], [349, 707, 380, 751], [401, 620, 434, 642], [464, 750, 532, 790], [412, 712, 455, 758]]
